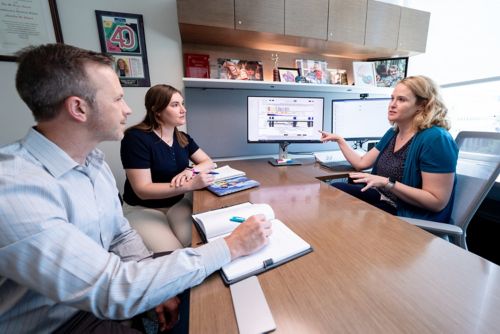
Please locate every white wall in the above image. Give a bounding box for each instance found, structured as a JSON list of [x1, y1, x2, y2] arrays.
[[0, 0, 183, 193], [384, 0, 500, 85]]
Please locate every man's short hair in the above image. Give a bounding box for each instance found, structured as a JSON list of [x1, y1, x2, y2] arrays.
[[15, 43, 114, 122]]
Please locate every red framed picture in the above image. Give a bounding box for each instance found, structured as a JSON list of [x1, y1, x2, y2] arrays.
[[184, 53, 210, 78]]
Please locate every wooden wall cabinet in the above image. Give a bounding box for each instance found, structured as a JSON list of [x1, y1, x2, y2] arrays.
[[364, 0, 401, 50], [177, 0, 235, 29], [285, 0, 328, 40], [177, 0, 430, 59], [398, 7, 430, 52], [235, 0, 284, 34], [328, 0, 367, 45]]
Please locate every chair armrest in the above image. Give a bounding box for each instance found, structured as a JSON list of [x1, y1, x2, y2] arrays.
[[399, 217, 463, 236]]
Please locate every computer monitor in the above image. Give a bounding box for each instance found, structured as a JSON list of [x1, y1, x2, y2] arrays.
[[331, 98, 391, 142], [248, 96, 324, 166]]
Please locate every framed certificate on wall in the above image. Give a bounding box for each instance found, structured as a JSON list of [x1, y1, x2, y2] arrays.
[[0, 0, 63, 61]]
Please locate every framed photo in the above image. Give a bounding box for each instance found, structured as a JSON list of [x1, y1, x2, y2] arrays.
[[217, 58, 263, 81], [0, 0, 63, 61], [327, 68, 348, 85], [95, 10, 150, 87], [352, 61, 377, 87], [295, 59, 328, 84], [278, 67, 299, 83], [184, 53, 210, 78], [369, 57, 408, 88]]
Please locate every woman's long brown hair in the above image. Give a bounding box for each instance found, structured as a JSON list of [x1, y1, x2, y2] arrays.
[[127, 84, 188, 147]]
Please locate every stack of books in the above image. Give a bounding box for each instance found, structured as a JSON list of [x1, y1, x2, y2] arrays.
[[207, 165, 260, 196]]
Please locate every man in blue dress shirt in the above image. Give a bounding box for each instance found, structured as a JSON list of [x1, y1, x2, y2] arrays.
[[0, 43, 272, 333]]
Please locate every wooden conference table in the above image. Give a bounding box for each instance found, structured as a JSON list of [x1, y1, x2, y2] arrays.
[[189, 158, 500, 333]]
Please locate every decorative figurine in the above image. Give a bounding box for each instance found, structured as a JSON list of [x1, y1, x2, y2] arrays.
[[271, 53, 279, 82]]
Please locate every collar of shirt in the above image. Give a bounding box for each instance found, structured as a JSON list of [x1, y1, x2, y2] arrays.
[[22, 127, 105, 182]]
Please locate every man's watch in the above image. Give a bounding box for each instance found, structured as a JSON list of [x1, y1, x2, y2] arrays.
[[384, 177, 396, 191]]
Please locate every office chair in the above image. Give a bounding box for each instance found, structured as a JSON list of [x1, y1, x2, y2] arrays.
[[400, 131, 500, 250]]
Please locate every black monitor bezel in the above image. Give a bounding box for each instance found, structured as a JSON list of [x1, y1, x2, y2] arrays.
[[247, 95, 325, 144], [331, 98, 391, 141]]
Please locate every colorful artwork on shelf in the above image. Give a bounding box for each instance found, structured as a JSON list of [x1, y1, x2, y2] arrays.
[[217, 59, 263, 81]]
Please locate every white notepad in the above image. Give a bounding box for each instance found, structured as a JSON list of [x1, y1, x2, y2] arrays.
[[230, 276, 276, 334]]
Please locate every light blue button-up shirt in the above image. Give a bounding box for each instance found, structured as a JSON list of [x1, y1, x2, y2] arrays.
[[0, 128, 231, 333]]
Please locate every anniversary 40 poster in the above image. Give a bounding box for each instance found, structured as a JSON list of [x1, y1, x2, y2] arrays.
[[95, 10, 150, 87]]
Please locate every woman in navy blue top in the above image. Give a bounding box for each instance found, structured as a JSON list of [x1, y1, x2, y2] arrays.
[[320, 76, 458, 223], [121, 84, 216, 251]]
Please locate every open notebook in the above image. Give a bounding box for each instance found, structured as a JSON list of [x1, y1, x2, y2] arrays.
[[211, 165, 246, 182], [192, 203, 312, 284]]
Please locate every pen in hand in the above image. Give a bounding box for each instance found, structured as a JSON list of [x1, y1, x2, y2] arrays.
[[193, 170, 219, 175]]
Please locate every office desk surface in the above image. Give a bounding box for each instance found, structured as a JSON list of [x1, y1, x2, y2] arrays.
[[190, 158, 500, 333]]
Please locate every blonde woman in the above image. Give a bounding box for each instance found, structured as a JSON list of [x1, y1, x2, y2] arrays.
[[320, 76, 458, 223], [115, 58, 129, 77]]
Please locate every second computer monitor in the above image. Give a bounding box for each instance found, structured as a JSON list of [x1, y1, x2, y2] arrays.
[[331, 98, 391, 141]]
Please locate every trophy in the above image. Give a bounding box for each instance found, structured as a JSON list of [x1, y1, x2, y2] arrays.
[[271, 53, 279, 82]]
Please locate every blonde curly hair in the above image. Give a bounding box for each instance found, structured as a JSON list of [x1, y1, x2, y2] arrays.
[[396, 75, 450, 131]]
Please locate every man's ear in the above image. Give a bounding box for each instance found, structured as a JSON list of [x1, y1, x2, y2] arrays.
[[64, 96, 88, 123]]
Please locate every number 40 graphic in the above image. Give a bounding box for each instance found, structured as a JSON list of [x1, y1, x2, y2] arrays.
[[110, 25, 137, 51]]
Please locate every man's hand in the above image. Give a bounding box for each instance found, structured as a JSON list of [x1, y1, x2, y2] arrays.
[[155, 296, 181, 332], [224, 214, 272, 260]]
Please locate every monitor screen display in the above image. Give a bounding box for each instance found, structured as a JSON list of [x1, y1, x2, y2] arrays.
[[248, 96, 324, 143], [332, 98, 391, 141]]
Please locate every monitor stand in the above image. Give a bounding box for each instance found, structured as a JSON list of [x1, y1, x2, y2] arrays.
[[268, 142, 302, 166]]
